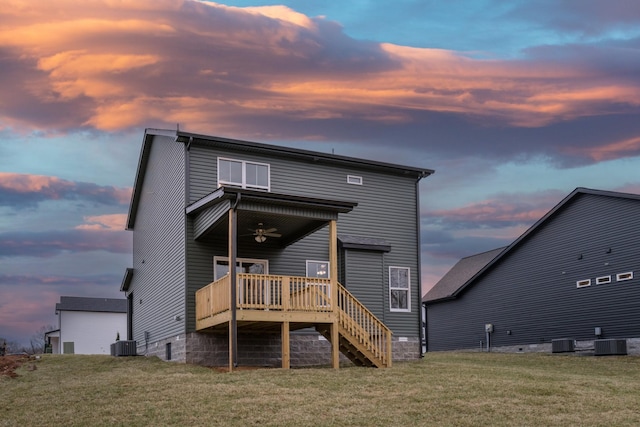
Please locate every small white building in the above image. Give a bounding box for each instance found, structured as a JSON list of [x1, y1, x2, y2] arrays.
[[55, 296, 127, 355]]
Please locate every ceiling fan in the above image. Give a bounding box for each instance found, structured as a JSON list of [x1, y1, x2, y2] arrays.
[[247, 223, 281, 243]]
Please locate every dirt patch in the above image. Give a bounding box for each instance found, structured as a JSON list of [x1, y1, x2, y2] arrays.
[[0, 355, 30, 378]]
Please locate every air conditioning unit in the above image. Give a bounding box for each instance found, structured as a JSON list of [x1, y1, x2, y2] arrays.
[[551, 338, 575, 353], [113, 340, 137, 357], [594, 339, 627, 356]]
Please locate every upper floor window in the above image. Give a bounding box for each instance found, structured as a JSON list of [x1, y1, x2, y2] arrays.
[[218, 157, 270, 191], [389, 266, 410, 312]]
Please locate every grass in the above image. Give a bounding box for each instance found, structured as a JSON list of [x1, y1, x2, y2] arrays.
[[2, 352, 640, 426]]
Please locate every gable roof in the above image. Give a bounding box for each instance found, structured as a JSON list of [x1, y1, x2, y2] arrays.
[[55, 296, 127, 314], [127, 128, 434, 230], [423, 187, 640, 305], [423, 247, 505, 303]]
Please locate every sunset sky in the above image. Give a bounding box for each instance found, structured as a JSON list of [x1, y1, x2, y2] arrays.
[[1, 0, 639, 346]]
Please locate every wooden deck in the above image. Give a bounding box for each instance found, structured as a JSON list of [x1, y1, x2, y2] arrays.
[[195, 273, 393, 369]]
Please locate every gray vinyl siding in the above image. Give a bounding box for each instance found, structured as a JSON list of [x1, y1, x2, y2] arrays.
[[185, 143, 422, 337], [129, 136, 186, 345], [427, 193, 640, 351], [342, 250, 385, 321]]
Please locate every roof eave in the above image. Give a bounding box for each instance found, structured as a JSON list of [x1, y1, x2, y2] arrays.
[[120, 267, 134, 292], [423, 295, 456, 305], [172, 129, 434, 179]]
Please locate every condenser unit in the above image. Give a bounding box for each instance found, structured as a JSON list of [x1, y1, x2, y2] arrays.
[[114, 340, 137, 356], [551, 338, 575, 353], [594, 339, 627, 356]]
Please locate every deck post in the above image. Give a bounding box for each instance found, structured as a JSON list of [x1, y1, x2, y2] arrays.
[[229, 207, 238, 371], [281, 321, 290, 369], [329, 219, 340, 369], [329, 220, 338, 311], [386, 329, 393, 368], [331, 321, 340, 369]]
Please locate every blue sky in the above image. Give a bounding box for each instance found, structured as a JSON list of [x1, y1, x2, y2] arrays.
[[1, 0, 639, 346]]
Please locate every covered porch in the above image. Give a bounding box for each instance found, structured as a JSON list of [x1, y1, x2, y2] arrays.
[[187, 187, 392, 370]]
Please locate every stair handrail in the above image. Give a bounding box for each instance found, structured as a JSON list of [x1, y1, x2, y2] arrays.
[[336, 283, 393, 367]]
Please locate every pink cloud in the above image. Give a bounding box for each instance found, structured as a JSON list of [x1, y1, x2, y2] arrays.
[[0, 0, 638, 137], [0, 285, 59, 345], [75, 214, 127, 231], [0, 274, 122, 345], [562, 135, 640, 162], [0, 172, 131, 207], [427, 190, 564, 229], [0, 229, 132, 257], [0, 172, 71, 193]]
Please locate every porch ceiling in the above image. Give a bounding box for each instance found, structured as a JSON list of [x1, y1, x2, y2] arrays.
[[186, 187, 357, 247]]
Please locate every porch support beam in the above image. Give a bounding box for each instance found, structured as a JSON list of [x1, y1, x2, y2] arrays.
[[329, 219, 339, 369], [329, 219, 338, 310], [281, 322, 290, 369], [229, 207, 238, 372]]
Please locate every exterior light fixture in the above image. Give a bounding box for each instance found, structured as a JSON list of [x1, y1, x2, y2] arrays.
[[255, 235, 267, 243]]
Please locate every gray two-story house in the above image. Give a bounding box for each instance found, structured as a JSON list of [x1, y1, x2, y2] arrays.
[[121, 128, 433, 369]]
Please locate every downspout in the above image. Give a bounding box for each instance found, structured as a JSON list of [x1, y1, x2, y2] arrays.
[[57, 309, 61, 354], [184, 136, 192, 341], [230, 192, 241, 368], [415, 176, 425, 357]]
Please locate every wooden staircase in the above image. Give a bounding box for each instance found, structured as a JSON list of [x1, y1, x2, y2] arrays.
[[317, 284, 392, 368]]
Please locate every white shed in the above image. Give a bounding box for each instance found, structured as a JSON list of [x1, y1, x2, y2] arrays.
[[55, 296, 127, 355]]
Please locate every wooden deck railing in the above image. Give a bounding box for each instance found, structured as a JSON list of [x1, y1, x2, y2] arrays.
[[196, 274, 333, 321], [195, 275, 231, 321], [195, 274, 391, 367], [336, 284, 393, 367]]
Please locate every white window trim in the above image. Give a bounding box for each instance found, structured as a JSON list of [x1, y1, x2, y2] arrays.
[[576, 279, 591, 288], [596, 275, 611, 285], [389, 266, 411, 312], [217, 157, 270, 191], [306, 260, 331, 307], [306, 260, 330, 278], [616, 271, 633, 282], [347, 175, 363, 185]]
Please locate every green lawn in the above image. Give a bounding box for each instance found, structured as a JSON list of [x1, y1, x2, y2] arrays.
[[2, 352, 639, 426]]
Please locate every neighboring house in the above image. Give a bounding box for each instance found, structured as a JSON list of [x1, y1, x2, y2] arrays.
[[55, 296, 127, 354], [121, 128, 433, 369], [423, 188, 640, 355], [44, 329, 60, 354]]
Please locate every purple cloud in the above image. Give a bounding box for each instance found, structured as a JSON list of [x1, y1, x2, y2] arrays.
[[0, 229, 132, 258], [0, 173, 131, 209], [0, 0, 638, 167]]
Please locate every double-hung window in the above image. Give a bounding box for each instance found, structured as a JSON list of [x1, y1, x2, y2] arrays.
[[389, 266, 410, 312], [218, 157, 270, 191]]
